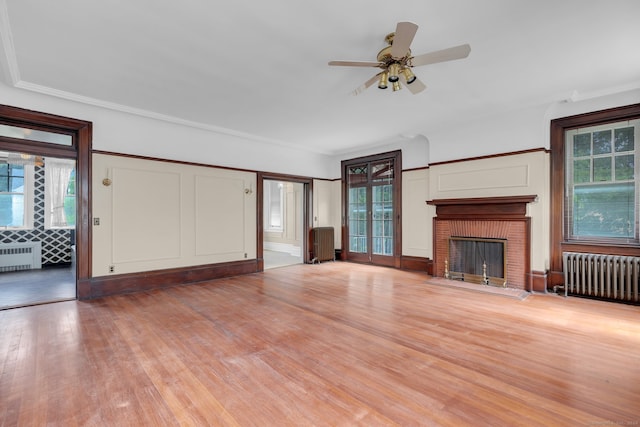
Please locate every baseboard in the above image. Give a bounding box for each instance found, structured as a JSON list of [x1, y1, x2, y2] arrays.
[[78, 259, 259, 300], [400, 256, 432, 274], [531, 270, 548, 293]]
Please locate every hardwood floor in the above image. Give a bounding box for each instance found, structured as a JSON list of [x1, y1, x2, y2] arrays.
[[1, 262, 638, 426]]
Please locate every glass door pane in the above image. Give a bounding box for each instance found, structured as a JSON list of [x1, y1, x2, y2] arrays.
[[372, 183, 393, 255], [348, 164, 368, 254]]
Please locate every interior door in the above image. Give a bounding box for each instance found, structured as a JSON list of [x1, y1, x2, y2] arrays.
[[343, 152, 400, 267]]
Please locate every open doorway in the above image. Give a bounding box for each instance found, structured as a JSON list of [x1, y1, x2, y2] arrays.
[[0, 104, 91, 309], [263, 179, 305, 269], [0, 151, 77, 309]]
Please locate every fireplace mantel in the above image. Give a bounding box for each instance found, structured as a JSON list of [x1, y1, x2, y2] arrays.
[[427, 195, 537, 290], [427, 195, 537, 219]]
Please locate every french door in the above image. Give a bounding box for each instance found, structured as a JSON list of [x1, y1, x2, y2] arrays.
[[342, 151, 401, 267]]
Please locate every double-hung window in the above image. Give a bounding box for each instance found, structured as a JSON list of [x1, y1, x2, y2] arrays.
[[565, 119, 639, 243], [0, 155, 34, 229]]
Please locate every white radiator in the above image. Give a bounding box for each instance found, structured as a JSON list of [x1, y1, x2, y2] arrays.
[[0, 242, 42, 272], [562, 252, 639, 303]]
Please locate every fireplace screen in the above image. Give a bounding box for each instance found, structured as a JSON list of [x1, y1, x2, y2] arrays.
[[447, 237, 507, 286]]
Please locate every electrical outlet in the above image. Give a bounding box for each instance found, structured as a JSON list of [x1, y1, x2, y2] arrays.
[[109, 265, 114, 273], [93, 218, 100, 226]]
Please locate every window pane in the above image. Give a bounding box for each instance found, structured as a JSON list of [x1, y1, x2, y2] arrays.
[[0, 124, 72, 146], [0, 194, 24, 226], [615, 155, 634, 181], [371, 161, 394, 183], [574, 159, 591, 183], [573, 134, 591, 156], [9, 176, 24, 192], [348, 165, 368, 186], [64, 196, 76, 225], [593, 157, 611, 182], [615, 127, 634, 152], [573, 183, 634, 238], [593, 130, 612, 155]]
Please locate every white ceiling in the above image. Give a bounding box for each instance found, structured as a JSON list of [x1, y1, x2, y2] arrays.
[[1, 0, 639, 155]]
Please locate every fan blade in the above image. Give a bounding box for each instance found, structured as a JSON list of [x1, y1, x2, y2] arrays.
[[390, 22, 419, 59], [410, 44, 471, 67], [401, 75, 426, 95], [352, 73, 381, 96], [329, 60, 381, 67]]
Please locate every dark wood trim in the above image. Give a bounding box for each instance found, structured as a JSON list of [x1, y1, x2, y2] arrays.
[[549, 103, 640, 288], [429, 148, 547, 167], [79, 259, 259, 299], [0, 104, 92, 297], [427, 195, 537, 219], [257, 172, 314, 266], [530, 270, 548, 293], [402, 165, 429, 173], [341, 150, 402, 268], [93, 149, 257, 174], [400, 256, 432, 274]]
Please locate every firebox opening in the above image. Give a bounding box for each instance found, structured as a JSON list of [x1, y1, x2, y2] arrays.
[[447, 237, 507, 287]]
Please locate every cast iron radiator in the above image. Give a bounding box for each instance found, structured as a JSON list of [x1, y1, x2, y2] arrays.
[[311, 227, 335, 263], [562, 252, 639, 303]]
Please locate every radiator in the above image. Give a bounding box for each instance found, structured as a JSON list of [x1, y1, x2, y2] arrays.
[[562, 252, 639, 303], [311, 227, 335, 263], [0, 242, 42, 272]]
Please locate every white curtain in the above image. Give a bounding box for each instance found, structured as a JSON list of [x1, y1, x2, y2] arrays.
[[45, 157, 75, 228]]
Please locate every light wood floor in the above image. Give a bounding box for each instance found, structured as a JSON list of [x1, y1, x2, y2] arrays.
[[1, 263, 638, 426]]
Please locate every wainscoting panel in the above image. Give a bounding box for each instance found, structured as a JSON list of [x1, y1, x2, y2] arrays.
[[92, 153, 257, 277], [112, 167, 182, 263], [437, 164, 529, 192], [195, 175, 245, 256]]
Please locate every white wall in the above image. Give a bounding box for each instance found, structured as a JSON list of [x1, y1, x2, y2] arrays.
[[402, 168, 432, 259], [92, 153, 256, 276], [0, 84, 335, 178]]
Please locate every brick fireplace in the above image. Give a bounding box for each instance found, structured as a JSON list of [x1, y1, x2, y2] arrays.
[[427, 195, 537, 290]]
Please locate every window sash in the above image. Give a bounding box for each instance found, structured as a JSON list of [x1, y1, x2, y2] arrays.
[[0, 161, 34, 229], [565, 119, 639, 243]]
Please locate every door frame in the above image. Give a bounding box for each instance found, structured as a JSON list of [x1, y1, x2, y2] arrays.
[[341, 150, 402, 268], [0, 104, 92, 297], [257, 172, 312, 270]]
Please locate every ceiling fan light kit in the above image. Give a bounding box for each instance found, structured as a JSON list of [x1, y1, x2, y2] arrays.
[[329, 21, 471, 96]]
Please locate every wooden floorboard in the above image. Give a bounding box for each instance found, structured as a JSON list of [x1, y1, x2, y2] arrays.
[[1, 262, 638, 426]]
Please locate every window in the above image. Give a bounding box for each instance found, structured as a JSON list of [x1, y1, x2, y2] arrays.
[[0, 155, 34, 229], [549, 103, 640, 286], [565, 119, 639, 242], [45, 157, 76, 229], [264, 180, 284, 232], [0, 124, 73, 146]]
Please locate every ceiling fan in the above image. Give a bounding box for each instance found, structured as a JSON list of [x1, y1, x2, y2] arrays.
[[328, 22, 471, 95]]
